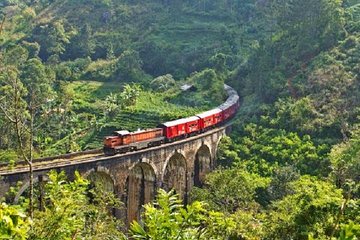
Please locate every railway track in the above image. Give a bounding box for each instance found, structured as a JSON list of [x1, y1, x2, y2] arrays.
[[0, 151, 104, 175], [0, 85, 238, 176], [0, 124, 229, 176]]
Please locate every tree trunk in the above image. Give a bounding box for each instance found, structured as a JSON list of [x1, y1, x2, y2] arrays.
[[0, 15, 6, 36], [29, 161, 34, 218], [29, 108, 35, 218], [38, 175, 45, 211]]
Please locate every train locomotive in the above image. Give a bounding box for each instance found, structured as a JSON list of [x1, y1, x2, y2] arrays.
[[103, 84, 239, 156]]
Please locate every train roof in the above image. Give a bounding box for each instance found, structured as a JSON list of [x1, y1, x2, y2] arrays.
[[160, 116, 200, 127], [223, 83, 237, 95], [219, 95, 239, 110], [229, 94, 239, 102], [113, 130, 130, 136], [224, 84, 232, 91], [196, 108, 222, 118], [114, 128, 163, 136]]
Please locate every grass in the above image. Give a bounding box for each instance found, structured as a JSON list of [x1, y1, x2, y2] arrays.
[[82, 89, 208, 149], [50, 80, 210, 150], [69, 80, 120, 99], [67, 80, 121, 114]]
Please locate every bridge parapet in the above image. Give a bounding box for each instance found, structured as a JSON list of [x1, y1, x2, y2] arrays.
[[0, 124, 230, 223]]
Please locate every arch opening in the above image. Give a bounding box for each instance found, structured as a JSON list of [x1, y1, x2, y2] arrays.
[[126, 163, 156, 223], [13, 175, 47, 210], [194, 145, 212, 187], [87, 171, 116, 216], [163, 153, 187, 200], [87, 171, 115, 193], [13, 175, 50, 211]]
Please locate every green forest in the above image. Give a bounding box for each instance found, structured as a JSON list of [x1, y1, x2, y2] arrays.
[[0, 0, 359, 239]]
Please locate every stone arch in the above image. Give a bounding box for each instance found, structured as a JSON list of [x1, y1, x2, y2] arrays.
[[85, 170, 117, 216], [162, 152, 187, 200], [194, 144, 212, 187], [87, 171, 115, 193], [215, 133, 226, 151], [214, 134, 226, 163], [202, 138, 213, 157], [14, 175, 48, 204], [126, 163, 156, 223]]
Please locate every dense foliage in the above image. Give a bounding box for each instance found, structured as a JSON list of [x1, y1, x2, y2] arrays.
[[34, 172, 125, 239], [0, 0, 360, 239], [130, 189, 235, 240], [0, 203, 29, 240], [0, 171, 126, 239]]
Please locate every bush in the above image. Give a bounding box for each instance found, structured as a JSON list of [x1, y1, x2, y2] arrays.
[[0, 150, 18, 164], [150, 74, 176, 92], [57, 57, 92, 80], [341, 36, 358, 50], [83, 59, 117, 81]]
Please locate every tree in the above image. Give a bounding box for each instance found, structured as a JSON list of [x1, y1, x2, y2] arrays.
[[264, 176, 344, 239], [0, 48, 54, 217], [119, 83, 141, 107], [261, 165, 300, 204], [209, 53, 228, 74], [30, 20, 72, 60], [337, 221, 360, 240], [0, 14, 5, 37], [150, 74, 176, 92], [242, 0, 345, 103], [21, 58, 53, 217], [114, 50, 144, 82], [272, 97, 318, 134], [330, 126, 360, 198], [29, 171, 125, 239], [0, 65, 32, 214], [270, 0, 345, 54], [232, 123, 329, 176], [191, 166, 269, 213], [21, 7, 36, 22], [189, 69, 226, 104], [130, 189, 236, 240], [215, 136, 240, 168], [306, 64, 356, 140], [103, 92, 121, 118], [21, 41, 40, 59], [0, 203, 30, 240], [65, 24, 95, 60]]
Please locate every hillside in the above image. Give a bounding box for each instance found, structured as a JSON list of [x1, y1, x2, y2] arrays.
[[1, 0, 259, 78], [1, 0, 239, 156], [0, 0, 360, 239]]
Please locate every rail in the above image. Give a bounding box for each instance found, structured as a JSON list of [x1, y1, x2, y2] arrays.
[[0, 148, 102, 168], [0, 84, 238, 176], [0, 124, 230, 176]]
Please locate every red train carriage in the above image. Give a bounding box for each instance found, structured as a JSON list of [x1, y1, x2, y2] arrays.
[[103, 84, 239, 155], [219, 94, 239, 121], [103, 128, 164, 155], [158, 116, 201, 141], [196, 108, 222, 130]]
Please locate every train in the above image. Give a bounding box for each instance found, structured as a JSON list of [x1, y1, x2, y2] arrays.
[[103, 84, 239, 156]]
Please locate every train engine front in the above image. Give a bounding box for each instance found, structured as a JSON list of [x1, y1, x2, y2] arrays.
[[103, 130, 131, 155], [103, 129, 164, 156]]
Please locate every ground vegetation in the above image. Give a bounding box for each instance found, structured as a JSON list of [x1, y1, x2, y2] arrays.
[[0, 0, 359, 238]]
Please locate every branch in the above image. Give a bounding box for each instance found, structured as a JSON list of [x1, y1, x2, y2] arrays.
[[0, 103, 16, 123], [0, 14, 6, 36], [13, 104, 30, 164]]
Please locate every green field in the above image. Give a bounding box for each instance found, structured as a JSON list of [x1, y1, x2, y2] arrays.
[[46, 80, 209, 151]]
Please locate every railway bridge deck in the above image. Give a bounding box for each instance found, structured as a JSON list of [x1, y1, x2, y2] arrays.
[[0, 124, 231, 223]]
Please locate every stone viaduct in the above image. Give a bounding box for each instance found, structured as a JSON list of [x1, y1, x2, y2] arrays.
[[0, 125, 230, 224]]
